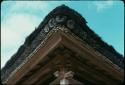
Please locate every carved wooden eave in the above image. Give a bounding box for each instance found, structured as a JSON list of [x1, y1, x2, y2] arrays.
[[3, 26, 124, 85], [2, 5, 124, 85]]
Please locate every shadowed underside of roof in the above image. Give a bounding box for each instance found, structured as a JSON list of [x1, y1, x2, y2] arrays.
[[1, 4, 124, 82]]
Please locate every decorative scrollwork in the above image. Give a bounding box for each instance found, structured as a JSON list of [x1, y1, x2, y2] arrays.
[[44, 25, 50, 33], [37, 30, 46, 41], [67, 19, 75, 29], [48, 18, 57, 28], [55, 15, 67, 23]]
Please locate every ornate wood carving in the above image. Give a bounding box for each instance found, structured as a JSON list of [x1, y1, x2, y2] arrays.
[[67, 19, 75, 29], [55, 15, 67, 23]]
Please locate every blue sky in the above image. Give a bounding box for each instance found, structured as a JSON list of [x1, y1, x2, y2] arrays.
[[1, 1, 124, 68]]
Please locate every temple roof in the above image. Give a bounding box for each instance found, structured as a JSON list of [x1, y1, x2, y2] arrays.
[[1, 5, 124, 82]]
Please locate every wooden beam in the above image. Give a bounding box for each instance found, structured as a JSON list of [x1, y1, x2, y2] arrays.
[[61, 31, 124, 82], [5, 30, 62, 84], [4, 28, 124, 85]]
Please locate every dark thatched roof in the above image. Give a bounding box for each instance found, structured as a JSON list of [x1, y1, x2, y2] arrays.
[[1, 4, 124, 82]]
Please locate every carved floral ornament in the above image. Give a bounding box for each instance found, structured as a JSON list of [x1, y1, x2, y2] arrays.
[[43, 15, 75, 33]]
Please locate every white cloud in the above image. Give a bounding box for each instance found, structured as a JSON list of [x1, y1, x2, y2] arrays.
[[2, 14, 39, 45], [11, 1, 50, 13], [93, 1, 114, 12], [2, 1, 51, 23], [1, 14, 41, 68], [1, 1, 70, 68], [1, 1, 53, 68]]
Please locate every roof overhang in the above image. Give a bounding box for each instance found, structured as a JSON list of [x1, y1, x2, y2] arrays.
[[3, 27, 124, 85]]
